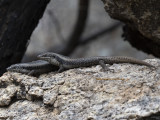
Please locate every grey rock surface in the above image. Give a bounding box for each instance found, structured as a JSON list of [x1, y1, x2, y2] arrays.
[[101, 0, 160, 42], [0, 59, 160, 120], [101, 0, 160, 57]]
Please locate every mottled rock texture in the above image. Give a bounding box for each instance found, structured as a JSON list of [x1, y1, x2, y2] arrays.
[[0, 59, 160, 120], [101, 0, 160, 57]]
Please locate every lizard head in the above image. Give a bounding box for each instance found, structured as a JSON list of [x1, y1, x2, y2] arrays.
[[7, 64, 28, 73], [7, 64, 20, 72], [38, 52, 62, 66]]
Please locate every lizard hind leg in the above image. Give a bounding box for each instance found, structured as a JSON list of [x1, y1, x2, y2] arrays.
[[99, 60, 114, 72]]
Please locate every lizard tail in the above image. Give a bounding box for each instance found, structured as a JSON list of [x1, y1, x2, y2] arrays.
[[106, 56, 156, 68]]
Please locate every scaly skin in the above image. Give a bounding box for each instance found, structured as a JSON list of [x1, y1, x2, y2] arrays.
[[38, 52, 156, 72], [7, 60, 58, 76]]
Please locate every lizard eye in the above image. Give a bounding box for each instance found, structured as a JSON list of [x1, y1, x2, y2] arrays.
[[52, 56, 56, 58]]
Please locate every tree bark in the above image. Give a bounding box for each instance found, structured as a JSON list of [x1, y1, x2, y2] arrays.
[[0, 0, 50, 75]]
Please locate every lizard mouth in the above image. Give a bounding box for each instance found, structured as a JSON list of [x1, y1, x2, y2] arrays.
[[38, 55, 50, 61], [37, 54, 44, 58]]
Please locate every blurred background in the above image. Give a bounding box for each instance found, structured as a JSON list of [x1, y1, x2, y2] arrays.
[[22, 0, 154, 62]]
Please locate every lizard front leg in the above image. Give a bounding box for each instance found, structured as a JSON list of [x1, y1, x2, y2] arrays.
[[58, 65, 65, 73]]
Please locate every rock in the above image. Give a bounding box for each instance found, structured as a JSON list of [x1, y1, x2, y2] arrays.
[[101, 0, 160, 41], [0, 85, 18, 106], [0, 59, 160, 120], [101, 0, 160, 57]]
